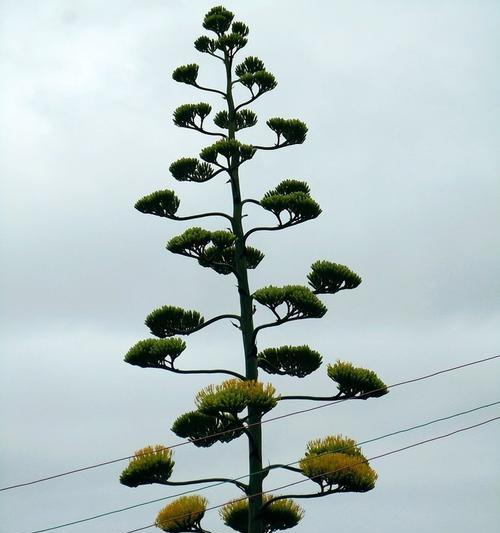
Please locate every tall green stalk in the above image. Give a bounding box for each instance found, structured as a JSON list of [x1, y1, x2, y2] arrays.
[[224, 49, 264, 533]]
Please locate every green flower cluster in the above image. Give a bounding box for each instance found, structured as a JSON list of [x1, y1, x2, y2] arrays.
[[300, 435, 377, 492], [327, 360, 388, 398], [134, 190, 181, 218], [192, 7, 249, 57], [120, 445, 174, 487], [124, 338, 186, 368], [171, 410, 244, 447], [214, 109, 257, 131], [196, 379, 278, 416], [253, 285, 327, 320], [172, 64, 199, 85], [267, 118, 308, 145], [200, 139, 255, 167], [264, 179, 310, 196], [203, 6, 235, 33], [167, 227, 213, 256], [220, 495, 304, 533], [308, 260, 362, 294], [261, 179, 321, 225], [258, 345, 322, 378], [235, 56, 277, 97], [239, 71, 277, 96], [167, 227, 264, 275], [145, 306, 204, 337], [173, 103, 212, 128], [235, 56, 264, 76], [199, 243, 264, 275], [169, 157, 216, 183]]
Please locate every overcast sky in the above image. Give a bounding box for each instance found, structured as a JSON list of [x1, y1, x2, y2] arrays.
[[1, 1, 499, 533]]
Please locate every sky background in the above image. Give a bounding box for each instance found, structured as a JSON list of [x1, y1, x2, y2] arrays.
[[1, 1, 499, 532]]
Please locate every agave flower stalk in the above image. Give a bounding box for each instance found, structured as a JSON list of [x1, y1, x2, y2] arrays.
[[121, 7, 388, 533]]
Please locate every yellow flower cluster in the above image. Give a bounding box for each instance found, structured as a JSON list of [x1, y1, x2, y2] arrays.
[[196, 379, 278, 415], [156, 495, 208, 532], [299, 453, 377, 492], [130, 445, 173, 466], [119, 445, 174, 487], [220, 495, 304, 533], [305, 435, 361, 457], [300, 434, 377, 493]]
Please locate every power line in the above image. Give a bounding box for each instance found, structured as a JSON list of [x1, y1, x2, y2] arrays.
[[261, 354, 500, 421], [2, 353, 498, 493], [19, 400, 500, 533], [119, 415, 500, 533]]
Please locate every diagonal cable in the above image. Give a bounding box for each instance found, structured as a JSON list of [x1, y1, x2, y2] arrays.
[[2, 354, 498, 493], [19, 400, 500, 533], [119, 415, 500, 533]]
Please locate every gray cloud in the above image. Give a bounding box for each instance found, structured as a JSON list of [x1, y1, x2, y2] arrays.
[[1, 1, 499, 532]]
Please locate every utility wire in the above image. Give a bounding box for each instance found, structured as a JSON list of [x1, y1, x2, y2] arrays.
[[19, 400, 500, 533], [2, 354, 498, 493], [119, 415, 500, 533]]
